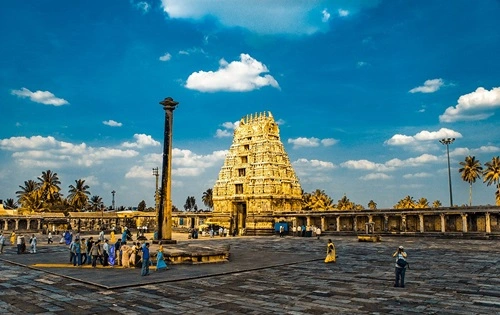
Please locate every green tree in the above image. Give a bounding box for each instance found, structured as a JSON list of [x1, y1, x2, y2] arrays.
[[415, 197, 429, 209], [301, 190, 312, 210], [459, 156, 483, 206], [137, 200, 146, 211], [4, 198, 18, 209], [306, 189, 334, 210], [89, 195, 103, 212], [184, 196, 197, 211], [483, 156, 500, 205], [368, 200, 377, 210], [337, 194, 355, 210], [37, 170, 62, 205], [202, 188, 213, 210], [394, 195, 416, 209], [67, 179, 91, 211], [16, 180, 42, 213], [432, 200, 442, 208]]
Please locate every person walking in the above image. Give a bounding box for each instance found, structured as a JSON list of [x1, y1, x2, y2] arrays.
[[141, 242, 150, 276], [73, 238, 82, 266], [99, 230, 105, 242], [29, 234, 37, 253], [156, 245, 168, 271], [0, 233, 5, 254], [47, 231, 53, 244], [393, 245, 408, 288], [90, 240, 102, 268], [16, 234, 23, 254], [102, 239, 110, 266], [316, 227, 322, 240], [80, 238, 88, 265], [10, 231, 16, 247], [324, 239, 336, 263]]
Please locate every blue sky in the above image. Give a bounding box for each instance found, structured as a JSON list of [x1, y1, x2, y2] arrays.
[[1, 0, 500, 210]]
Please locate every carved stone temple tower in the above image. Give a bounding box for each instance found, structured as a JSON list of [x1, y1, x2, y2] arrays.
[[212, 111, 302, 234]]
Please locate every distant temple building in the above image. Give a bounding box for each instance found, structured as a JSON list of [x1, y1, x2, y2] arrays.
[[210, 111, 302, 233]]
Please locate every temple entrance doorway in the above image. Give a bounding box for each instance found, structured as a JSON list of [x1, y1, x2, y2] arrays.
[[233, 202, 247, 235]]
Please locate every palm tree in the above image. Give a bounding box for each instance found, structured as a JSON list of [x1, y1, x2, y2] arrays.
[[459, 156, 483, 206], [4, 198, 18, 209], [301, 190, 312, 210], [184, 196, 197, 211], [67, 179, 91, 211], [415, 197, 429, 209], [202, 188, 213, 210], [89, 195, 103, 212], [483, 156, 500, 205], [432, 200, 442, 208], [16, 180, 42, 212], [306, 189, 334, 210], [394, 195, 416, 209], [37, 170, 62, 205], [337, 194, 355, 210], [368, 200, 377, 210]]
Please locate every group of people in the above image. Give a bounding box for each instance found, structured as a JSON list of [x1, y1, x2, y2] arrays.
[[290, 225, 322, 239], [65, 228, 168, 275], [324, 239, 409, 288], [1, 231, 38, 254]]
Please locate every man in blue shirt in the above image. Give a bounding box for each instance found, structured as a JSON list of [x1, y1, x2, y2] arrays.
[[141, 242, 150, 276]]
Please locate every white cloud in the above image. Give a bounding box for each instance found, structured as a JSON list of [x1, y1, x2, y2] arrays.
[[338, 9, 349, 17], [357, 61, 368, 68], [215, 129, 232, 138], [185, 54, 279, 92], [321, 138, 338, 146], [385, 128, 462, 146], [450, 145, 500, 157], [159, 52, 172, 61], [172, 149, 227, 176], [11, 87, 69, 106], [341, 154, 439, 172], [360, 173, 391, 180], [134, 1, 151, 13], [103, 120, 123, 127], [322, 9, 331, 22], [403, 172, 432, 179], [409, 78, 444, 93], [439, 87, 500, 123], [0, 135, 138, 168], [121, 134, 160, 149], [293, 158, 336, 170], [288, 137, 337, 149]]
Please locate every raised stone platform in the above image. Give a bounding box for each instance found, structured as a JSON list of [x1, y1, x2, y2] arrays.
[[357, 234, 382, 242]]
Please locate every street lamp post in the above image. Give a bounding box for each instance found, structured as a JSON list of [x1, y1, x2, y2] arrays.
[[158, 97, 179, 242], [439, 138, 455, 207], [111, 190, 116, 210], [152, 167, 160, 217]]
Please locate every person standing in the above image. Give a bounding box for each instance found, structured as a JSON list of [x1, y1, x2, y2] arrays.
[[114, 239, 122, 266], [316, 227, 322, 240], [16, 234, 23, 254], [0, 233, 5, 254], [47, 231, 53, 244], [73, 238, 82, 266], [99, 230, 105, 242], [393, 245, 408, 288], [30, 234, 37, 253], [10, 231, 16, 246], [156, 245, 168, 271], [141, 242, 150, 276], [90, 240, 102, 268], [102, 239, 110, 266], [121, 227, 128, 245], [324, 239, 336, 263], [80, 238, 88, 265]]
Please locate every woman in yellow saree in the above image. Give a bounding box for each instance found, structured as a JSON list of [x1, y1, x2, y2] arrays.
[[324, 239, 336, 263]]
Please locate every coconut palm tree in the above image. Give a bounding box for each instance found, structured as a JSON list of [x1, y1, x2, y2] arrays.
[[307, 189, 334, 210], [496, 184, 500, 206], [89, 195, 104, 212], [432, 200, 442, 208], [483, 156, 500, 205], [37, 170, 62, 205], [202, 188, 213, 210], [3, 198, 18, 209], [368, 200, 377, 210], [459, 156, 483, 206], [394, 195, 416, 209], [415, 197, 429, 209], [67, 179, 91, 211], [301, 190, 312, 210], [16, 180, 42, 212], [337, 194, 355, 210]]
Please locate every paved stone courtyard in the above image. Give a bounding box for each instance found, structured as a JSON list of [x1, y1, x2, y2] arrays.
[[1, 233, 500, 314]]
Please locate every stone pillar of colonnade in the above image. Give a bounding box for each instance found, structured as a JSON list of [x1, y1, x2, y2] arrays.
[[336, 216, 340, 232], [26, 219, 31, 230], [3, 220, 7, 231], [384, 215, 389, 232], [37, 220, 41, 230], [485, 212, 491, 233], [401, 215, 407, 232], [292, 217, 297, 229], [440, 214, 446, 233], [320, 216, 325, 231], [353, 216, 357, 232], [15, 219, 19, 230], [461, 214, 468, 233], [306, 216, 311, 227], [419, 214, 424, 233]]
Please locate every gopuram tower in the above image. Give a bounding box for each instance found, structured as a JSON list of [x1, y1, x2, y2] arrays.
[[212, 111, 302, 234]]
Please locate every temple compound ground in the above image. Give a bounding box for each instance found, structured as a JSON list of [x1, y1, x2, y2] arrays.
[[1, 233, 500, 314]]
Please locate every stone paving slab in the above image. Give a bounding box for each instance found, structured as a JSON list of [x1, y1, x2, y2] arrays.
[[1, 234, 500, 314]]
